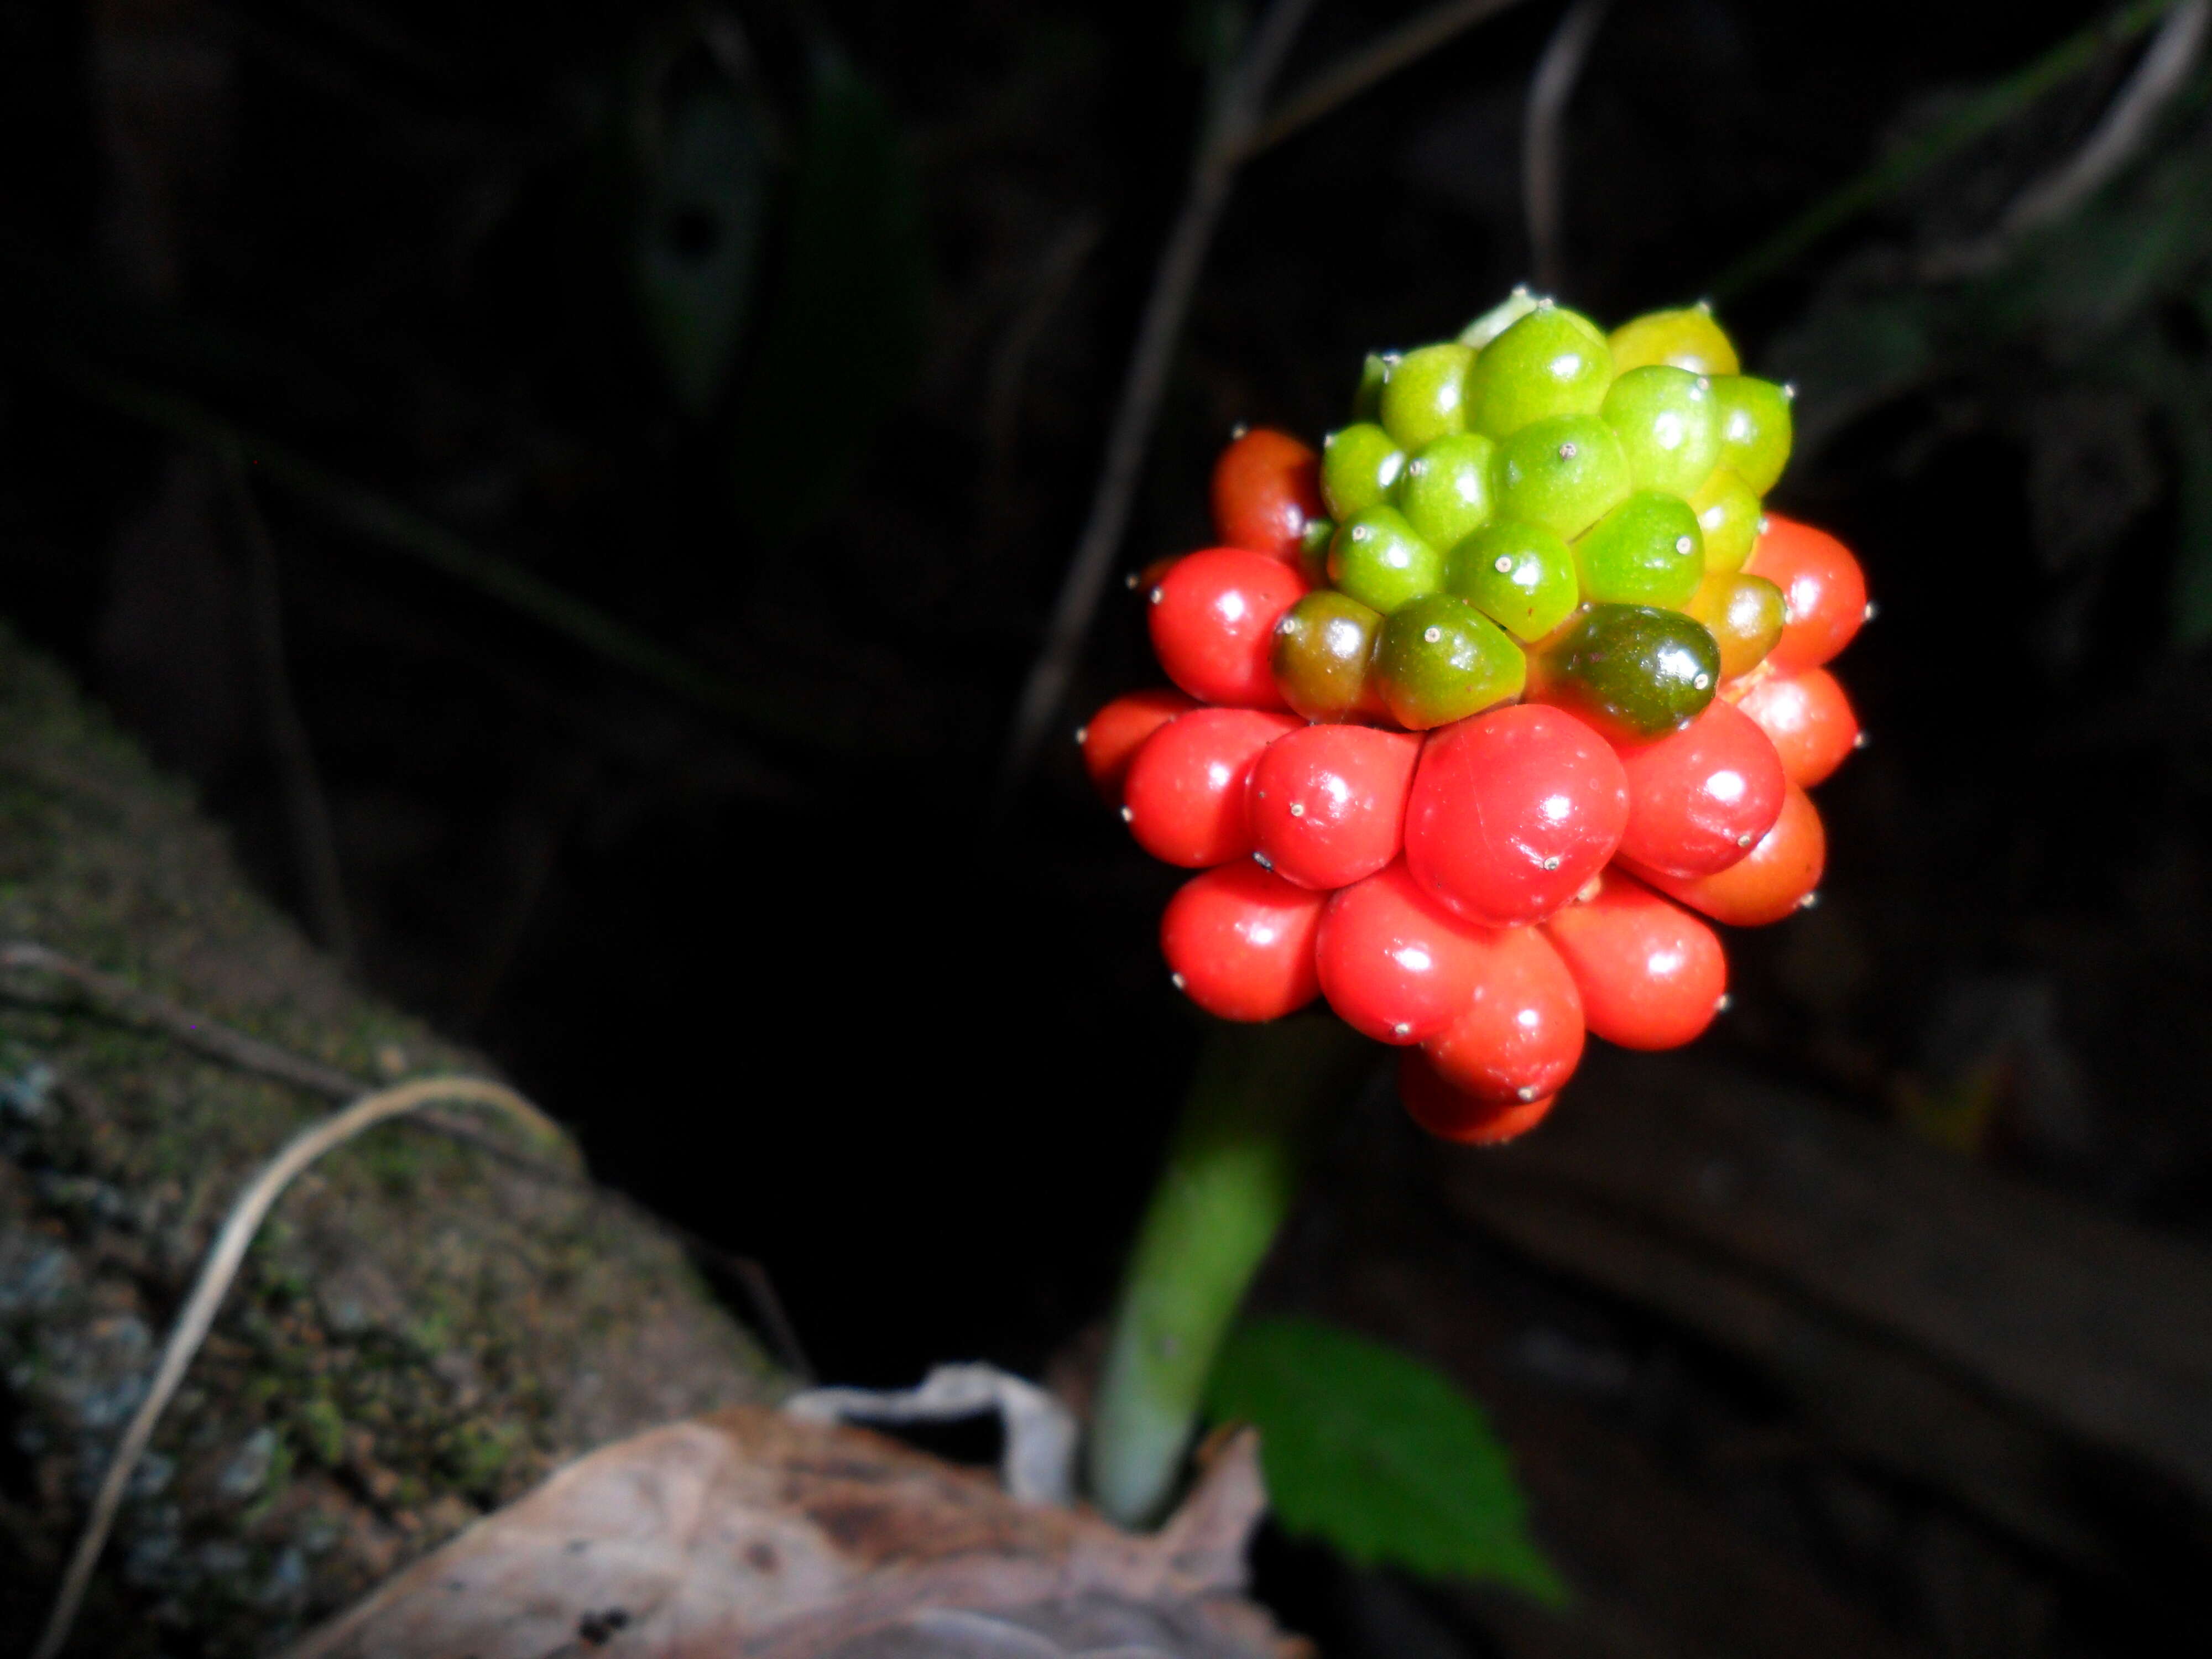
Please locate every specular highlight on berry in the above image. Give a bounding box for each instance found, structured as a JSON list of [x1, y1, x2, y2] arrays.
[[1086, 291, 1866, 1144]]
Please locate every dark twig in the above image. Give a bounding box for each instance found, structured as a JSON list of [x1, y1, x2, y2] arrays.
[[1713, 0, 2186, 300], [995, 0, 1323, 800], [221, 447, 358, 971], [36, 352, 862, 754], [0, 941, 366, 1098], [1523, 0, 1611, 294], [0, 940, 815, 1380], [1245, 0, 1535, 157], [1921, 0, 2209, 277]]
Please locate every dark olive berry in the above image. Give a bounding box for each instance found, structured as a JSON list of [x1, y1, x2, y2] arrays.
[[1531, 603, 1721, 742], [1271, 589, 1384, 721]]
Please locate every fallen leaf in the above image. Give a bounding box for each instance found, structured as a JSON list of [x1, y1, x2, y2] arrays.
[[284, 1405, 1302, 1659]]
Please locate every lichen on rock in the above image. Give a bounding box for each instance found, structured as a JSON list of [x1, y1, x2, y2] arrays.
[[0, 630, 784, 1656]]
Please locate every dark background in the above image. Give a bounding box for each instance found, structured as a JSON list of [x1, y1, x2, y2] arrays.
[[8, 1, 2212, 1652]]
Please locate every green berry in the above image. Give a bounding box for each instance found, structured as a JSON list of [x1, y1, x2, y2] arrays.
[[1444, 520, 1580, 642], [1607, 305, 1740, 376], [1493, 413, 1631, 540], [1321, 422, 1406, 519], [1689, 467, 1760, 573], [1396, 432, 1496, 550], [1573, 489, 1705, 609], [1352, 352, 1397, 422], [1271, 589, 1383, 721], [1297, 516, 1336, 582], [1471, 304, 1613, 438], [1373, 593, 1527, 730], [1458, 287, 1540, 351], [1532, 603, 1721, 741], [1601, 365, 1721, 497], [1380, 342, 1477, 450], [1712, 375, 1794, 495], [1327, 506, 1443, 614], [1684, 571, 1786, 681]]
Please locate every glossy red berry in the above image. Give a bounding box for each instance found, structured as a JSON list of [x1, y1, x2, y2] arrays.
[[1746, 514, 1868, 673], [1079, 688, 1198, 804], [1613, 698, 1786, 880], [1419, 925, 1584, 1104], [1160, 862, 1327, 1021], [1148, 547, 1307, 709], [1632, 779, 1825, 926], [1248, 724, 1421, 891], [1725, 665, 1859, 787], [1123, 707, 1300, 868], [1212, 428, 1325, 562], [1399, 1049, 1556, 1145], [1314, 859, 1494, 1044], [1404, 705, 1630, 926], [1543, 870, 1726, 1050]]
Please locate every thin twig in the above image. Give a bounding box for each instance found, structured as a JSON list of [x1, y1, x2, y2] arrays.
[[32, 1076, 557, 1659], [1245, 0, 1534, 157], [221, 446, 358, 971], [33, 352, 863, 754], [0, 938, 816, 1380], [1522, 0, 1611, 294], [1712, 0, 2185, 300], [1921, 0, 2209, 278], [994, 0, 1323, 801], [0, 941, 366, 1099]]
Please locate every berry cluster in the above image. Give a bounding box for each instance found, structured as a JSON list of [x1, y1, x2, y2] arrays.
[[1082, 294, 1868, 1144]]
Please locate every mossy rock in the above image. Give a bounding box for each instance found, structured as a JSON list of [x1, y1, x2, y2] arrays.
[[0, 628, 784, 1655]]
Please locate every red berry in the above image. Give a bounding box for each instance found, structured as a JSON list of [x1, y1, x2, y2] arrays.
[[1314, 859, 1494, 1044], [1212, 428, 1325, 562], [1543, 869, 1726, 1050], [1725, 665, 1859, 787], [1248, 724, 1421, 891], [1160, 862, 1327, 1021], [1399, 1049, 1556, 1144], [1419, 925, 1584, 1104], [1404, 705, 1630, 926], [1746, 514, 1868, 673], [1614, 699, 1786, 879], [1631, 779, 1825, 926], [1123, 707, 1300, 867], [1079, 688, 1198, 804], [1149, 547, 1307, 709]]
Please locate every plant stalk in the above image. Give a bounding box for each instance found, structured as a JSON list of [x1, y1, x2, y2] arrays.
[[1086, 1015, 1373, 1527]]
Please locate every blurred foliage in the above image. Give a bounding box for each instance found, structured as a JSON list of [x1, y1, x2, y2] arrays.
[[727, 54, 928, 543], [1763, 30, 2212, 648], [1206, 1316, 1563, 1601], [632, 70, 771, 417]]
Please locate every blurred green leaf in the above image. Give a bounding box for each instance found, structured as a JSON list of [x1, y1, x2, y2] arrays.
[[1206, 1316, 1565, 1601], [636, 82, 771, 416], [728, 56, 927, 542]]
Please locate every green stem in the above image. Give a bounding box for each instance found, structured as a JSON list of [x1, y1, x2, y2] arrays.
[[1087, 1015, 1373, 1527]]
